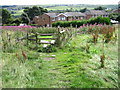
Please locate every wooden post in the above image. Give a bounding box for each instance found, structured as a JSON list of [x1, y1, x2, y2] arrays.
[[70, 24, 72, 28], [75, 25, 77, 36], [76, 25, 77, 28], [26, 32, 29, 46], [55, 26, 61, 47], [35, 33, 38, 47]]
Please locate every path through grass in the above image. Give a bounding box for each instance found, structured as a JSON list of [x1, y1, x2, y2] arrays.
[[2, 33, 118, 88]]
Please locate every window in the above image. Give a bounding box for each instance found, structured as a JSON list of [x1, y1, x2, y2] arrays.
[[94, 15, 96, 17], [80, 17, 83, 19], [52, 17, 55, 21], [103, 15, 105, 17], [61, 17, 66, 20], [58, 17, 61, 20], [47, 24, 49, 27], [76, 17, 78, 19], [58, 17, 66, 20]]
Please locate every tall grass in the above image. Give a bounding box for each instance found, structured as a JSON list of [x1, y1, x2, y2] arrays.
[[27, 27, 57, 34], [1, 24, 118, 88]]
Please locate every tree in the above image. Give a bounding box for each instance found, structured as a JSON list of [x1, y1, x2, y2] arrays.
[[94, 6, 106, 10], [21, 12, 31, 24], [2, 9, 13, 24], [116, 15, 120, 22], [11, 18, 22, 25], [109, 13, 120, 22], [0, 9, 2, 24], [109, 13, 118, 20], [21, 6, 48, 24], [80, 8, 87, 13]]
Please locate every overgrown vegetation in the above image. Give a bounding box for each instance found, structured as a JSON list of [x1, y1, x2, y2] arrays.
[[1, 24, 118, 88]]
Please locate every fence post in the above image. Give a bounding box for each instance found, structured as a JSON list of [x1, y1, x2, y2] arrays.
[[35, 33, 38, 47], [26, 32, 29, 46], [70, 24, 72, 28], [74, 25, 78, 36], [76, 25, 77, 28], [55, 26, 61, 47]]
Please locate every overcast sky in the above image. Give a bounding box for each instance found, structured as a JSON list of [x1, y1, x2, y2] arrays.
[[0, 0, 119, 5]]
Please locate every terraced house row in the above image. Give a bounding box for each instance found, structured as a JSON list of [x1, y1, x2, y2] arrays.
[[33, 10, 110, 27]]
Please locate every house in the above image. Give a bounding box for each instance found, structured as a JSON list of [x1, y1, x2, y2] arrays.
[[57, 12, 86, 21], [112, 9, 120, 13], [33, 12, 86, 27], [84, 10, 109, 19], [33, 13, 59, 27]]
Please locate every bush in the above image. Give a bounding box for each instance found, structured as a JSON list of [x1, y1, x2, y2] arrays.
[[52, 16, 111, 27]]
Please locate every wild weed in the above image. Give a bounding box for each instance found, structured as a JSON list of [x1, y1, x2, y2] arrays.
[[100, 53, 105, 68]]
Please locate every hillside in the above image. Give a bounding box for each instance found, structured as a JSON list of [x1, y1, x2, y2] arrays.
[[1, 4, 118, 17], [42, 4, 118, 10]]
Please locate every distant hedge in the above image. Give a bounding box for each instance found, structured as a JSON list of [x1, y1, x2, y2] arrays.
[[52, 16, 111, 27]]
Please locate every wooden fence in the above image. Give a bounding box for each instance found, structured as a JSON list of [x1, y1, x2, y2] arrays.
[[17, 27, 78, 47]]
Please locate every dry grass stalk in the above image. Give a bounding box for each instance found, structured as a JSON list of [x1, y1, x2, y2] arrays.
[[85, 44, 90, 53], [100, 53, 105, 68], [92, 33, 99, 44], [22, 51, 27, 60]]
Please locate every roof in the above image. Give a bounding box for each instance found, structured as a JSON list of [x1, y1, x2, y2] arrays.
[[84, 10, 108, 15], [44, 13, 59, 17], [112, 9, 120, 13], [57, 12, 86, 17]]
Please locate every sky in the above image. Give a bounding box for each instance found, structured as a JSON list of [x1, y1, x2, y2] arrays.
[[0, 0, 119, 5]]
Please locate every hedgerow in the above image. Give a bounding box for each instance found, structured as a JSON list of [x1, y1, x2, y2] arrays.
[[52, 16, 111, 27]]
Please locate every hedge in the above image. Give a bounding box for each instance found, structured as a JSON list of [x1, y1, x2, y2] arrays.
[[52, 16, 111, 27]]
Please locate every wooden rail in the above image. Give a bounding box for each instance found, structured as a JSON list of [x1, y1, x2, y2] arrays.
[[38, 33, 55, 36], [17, 27, 76, 47], [28, 38, 56, 41]]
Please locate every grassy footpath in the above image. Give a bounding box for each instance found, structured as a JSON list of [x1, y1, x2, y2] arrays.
[[2, 33, 118, 88], [52, 34, 118, 88]]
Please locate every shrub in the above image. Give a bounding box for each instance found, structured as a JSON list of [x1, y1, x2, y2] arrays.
[[52, 16, 111, 27]]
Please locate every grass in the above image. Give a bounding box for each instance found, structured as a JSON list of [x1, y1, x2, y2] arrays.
[[1, 27, 118, 88], [46, 34, 118, 88]]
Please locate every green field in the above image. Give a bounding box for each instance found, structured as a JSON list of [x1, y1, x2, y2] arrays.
[[41, 4, 117, 11], [44, 6, 92, 11], [12, 9, 24, 16], [8, 4, 117, 17]]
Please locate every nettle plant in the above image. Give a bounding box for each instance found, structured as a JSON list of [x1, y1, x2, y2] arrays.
[[100, 26, 115, 43], [79, 24, 116, 44]]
